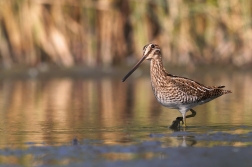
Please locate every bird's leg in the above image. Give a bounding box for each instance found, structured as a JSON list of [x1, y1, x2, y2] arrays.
[[182, 113, 186, 128], [186, 109, 197, 119], [172, 109, 197, 128], [183, 109, 196, 127]]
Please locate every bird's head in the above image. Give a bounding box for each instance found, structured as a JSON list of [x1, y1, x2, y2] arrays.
[[122, 43, 161, 82], [143, 44, 161, 60]]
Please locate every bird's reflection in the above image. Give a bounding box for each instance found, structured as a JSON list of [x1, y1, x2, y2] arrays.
[[169, 117, 197, 147], [177, 135, 197, 147]]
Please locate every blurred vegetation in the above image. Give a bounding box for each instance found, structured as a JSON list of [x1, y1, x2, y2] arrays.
[[0, 0, 252, 69]]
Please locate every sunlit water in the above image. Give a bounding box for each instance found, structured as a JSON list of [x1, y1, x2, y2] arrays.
[[0, 70, 252, 166]]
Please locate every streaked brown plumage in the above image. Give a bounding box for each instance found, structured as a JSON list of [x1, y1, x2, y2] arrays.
[[122, 44, 231, 128]]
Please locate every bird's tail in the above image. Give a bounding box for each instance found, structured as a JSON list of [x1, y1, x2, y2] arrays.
[[222, 89, 232, 94], [216, 86, 232, 94]]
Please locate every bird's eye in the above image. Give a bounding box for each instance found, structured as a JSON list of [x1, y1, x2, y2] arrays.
[[151, 44, 155, 48]]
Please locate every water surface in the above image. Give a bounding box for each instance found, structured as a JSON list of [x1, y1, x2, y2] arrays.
[[0, 70, 252, 166], [0, 70, 251, 147]]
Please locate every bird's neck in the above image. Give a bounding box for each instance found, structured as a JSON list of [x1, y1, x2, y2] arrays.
[[150, 57, 168, 86]]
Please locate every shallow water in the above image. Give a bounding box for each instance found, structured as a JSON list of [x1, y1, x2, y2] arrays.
[[0, 70, 252, 166]]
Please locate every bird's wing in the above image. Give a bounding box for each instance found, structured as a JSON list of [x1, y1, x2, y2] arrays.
[[167, 74, 224, 103]]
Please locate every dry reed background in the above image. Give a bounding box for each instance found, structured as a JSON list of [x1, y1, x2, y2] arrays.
[[0, 0, 252, 68]]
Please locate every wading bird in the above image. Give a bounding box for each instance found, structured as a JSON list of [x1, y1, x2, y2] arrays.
[[122, 44, 231, 128]]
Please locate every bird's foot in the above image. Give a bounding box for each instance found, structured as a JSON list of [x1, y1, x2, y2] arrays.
[[169, 117, 184, 130]]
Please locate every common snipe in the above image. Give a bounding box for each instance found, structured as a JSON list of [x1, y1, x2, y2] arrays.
[[122, 44, 231, 128]]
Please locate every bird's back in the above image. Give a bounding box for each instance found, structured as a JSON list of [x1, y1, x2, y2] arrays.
[[152, 74, 231, 109]]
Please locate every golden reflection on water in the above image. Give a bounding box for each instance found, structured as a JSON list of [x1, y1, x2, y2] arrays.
[[0, 72, 251, 147]]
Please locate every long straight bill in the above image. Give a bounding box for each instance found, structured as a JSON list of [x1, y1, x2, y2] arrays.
[[122, 55, 146, 82]]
